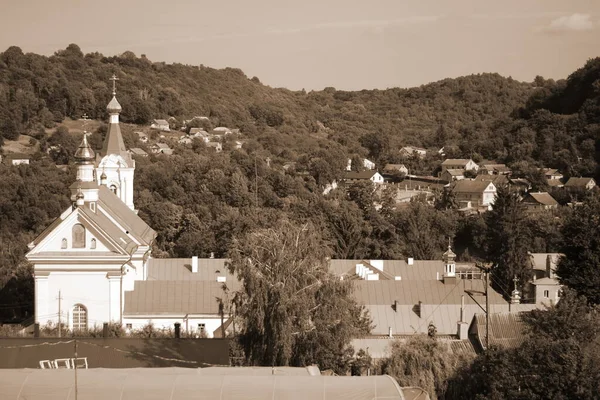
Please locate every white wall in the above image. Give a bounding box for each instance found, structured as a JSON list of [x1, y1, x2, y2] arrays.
[[123, 316, 228, 338]]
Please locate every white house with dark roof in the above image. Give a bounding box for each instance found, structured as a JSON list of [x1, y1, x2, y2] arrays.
[[522, 192, 558, 212], [441, 159, 478, 174], [150, 119, 170, 131], [343, 170, 384, 184], [451, 179, 496, 209]]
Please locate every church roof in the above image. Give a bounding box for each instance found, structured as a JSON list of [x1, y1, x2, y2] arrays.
[[97, 185, 156, 246], [74, 134, 95, 161], [106, 95, 122, 113], [147, 258, 234, 281], [99, 119, 131, 163]]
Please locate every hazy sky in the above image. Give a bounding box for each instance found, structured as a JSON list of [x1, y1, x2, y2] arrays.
[[1, 0, 598, 90]]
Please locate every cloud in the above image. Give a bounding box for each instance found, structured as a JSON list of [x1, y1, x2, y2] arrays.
[[544, 13, 594, 32]]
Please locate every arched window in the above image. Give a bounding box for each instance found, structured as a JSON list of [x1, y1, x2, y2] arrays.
[[72, 224, 86, 248], [90, 238, 97, 249], [72, 304, 87, 330], [61, 238, 67, 249], [110, 185, 118, 195]]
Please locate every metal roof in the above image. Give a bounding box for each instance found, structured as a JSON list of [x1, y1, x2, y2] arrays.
[[470, 312, 530, 351], [99, 117, 131, 163], [147, 258, 235, 282], [523, 192, 558, 206], [565, 177, 596, 187], [451, 179, 494, 193], [0, 368, 406, 400], [329, 260, 446, 280], [441, 159, 473, 166], [344, 170, 378, 180], [123, 280, 240, 315]]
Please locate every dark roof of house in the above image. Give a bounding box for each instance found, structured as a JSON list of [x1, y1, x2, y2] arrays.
[[343, 170, 378, 180], [451, 179, 494, 193], [153, 119, 169, 125], [441, 159, 473, 166], [523, 192, 558, 206], [383, 164, 407, 172], [147, 258, 235, 282], [130, 148, 148, 156], [445, 169, 464, 176], [543, 168, 561, 176], [4, 153, 31, 160], [470, 312, 529, 351], [565, 177, 596, 187], [123, 280, 240, 315], [0, 338, 229, 368]]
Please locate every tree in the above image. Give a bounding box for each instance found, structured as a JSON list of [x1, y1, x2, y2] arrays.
[[556, 195, 600, 304], [227, 221, 370, 372], [484, 185, 532, 298]]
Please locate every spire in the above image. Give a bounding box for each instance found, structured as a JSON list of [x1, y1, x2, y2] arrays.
[[511, 275, 521, 304], [100, 73, 130, 162]]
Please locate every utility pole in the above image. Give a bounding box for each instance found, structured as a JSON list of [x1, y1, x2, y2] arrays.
[[57, 290, 63, 338], [74, 339, 78, 400], [485, 268, 490, 350]]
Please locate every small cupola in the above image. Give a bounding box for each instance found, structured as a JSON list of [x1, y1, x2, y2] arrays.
[[74, 133, 95, 164], [75, 187, 85, 207], [443, 240, 456, 279], [510, 276, 521, 304]]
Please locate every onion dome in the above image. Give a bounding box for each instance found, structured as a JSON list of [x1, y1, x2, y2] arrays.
[[74, 133, 95, 162], [100, 171, 107, 181], [75, 187, 85, 207], [107, 96, 122, 114]]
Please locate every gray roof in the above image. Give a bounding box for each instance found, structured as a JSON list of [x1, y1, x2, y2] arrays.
[[129, 148, 148, 156], [383, 164, 407, 172], [124, 280, 240, 315], [441, 159, 472, 166], [147, 258, 235, 282], [565, 177, 596, 187], [470, 312, 530, 351], [344, 171, 378, 180], [330, 259, 446, 280], [153, 119, 169, 125], [445, 169, 464, 176], [0, 369, 405, 400], [523, 192, 558, 206], [451, 179, 494, 193], [99, 116, 131, 163]]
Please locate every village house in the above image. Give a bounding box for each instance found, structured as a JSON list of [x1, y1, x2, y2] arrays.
[[521, 192, 558, 212], [543, 168, 563, 181], [346, 158, 376, 171], [399, 146, 427, 158], [150, 142, 173, 155], [529, 253, 562, 307], [441, 158, 479, 174], [382, 163, 408, 176], [150, 119, 170, 132], [129, 148, 148, 157], [135, 132, 148, 143], [479, 163, 511, 175], [178, 135, 193, 145], [565, 177, 596, 191], [440, 169, 465, 183], [343, 170, 384, 185], [3, 153, 31, 166], [451, 179, 497, 209]]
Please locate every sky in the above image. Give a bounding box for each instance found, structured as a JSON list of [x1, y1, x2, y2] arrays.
[[0, 0, 599, 90]]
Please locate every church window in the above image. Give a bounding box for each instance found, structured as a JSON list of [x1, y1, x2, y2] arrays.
[[110, 185, 118, 195], [90, 238, 97, 249], [544, 290, 549, 298], [72, 224, 86, 248], [61, 238, 67, 249], [72, 304, 87, 330]]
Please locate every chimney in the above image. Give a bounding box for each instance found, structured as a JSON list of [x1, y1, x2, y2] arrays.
[[457, 321, 469, 340], [546, 254, 553, 279], [192, 256, 199, 273], [174, 322, 181, 339], [210, 252, 215, 259], [388, 327, 393, 338], [407, 257, 414, 266]]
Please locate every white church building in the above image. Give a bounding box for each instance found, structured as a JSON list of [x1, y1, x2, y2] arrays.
[[26, 79, 234, 337]]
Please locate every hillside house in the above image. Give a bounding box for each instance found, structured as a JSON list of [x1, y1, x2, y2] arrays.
[[346, 158, 376, 171], [521, 192, 558, 212], [135, 132, 148, 143], [529, 253, 562, 307], [150, 119, 170, 132], [479, 163, 510, 175], [565, 177, 596, 191], [129, 148, 148, 157], [441, 159, 478, 174], [150, 142, 173, 155], [206, 142, 223, 152], [3, 153, 31, 166], [451, 179, 497, 209], [441, 169, 465, 183], [382, 164, 408, 176], [543, 168, 563, 181], [343, 170, 384, 185], [178, 136, 193, 145], [399, 146, 427, 158], [211, 127, 232, 135]]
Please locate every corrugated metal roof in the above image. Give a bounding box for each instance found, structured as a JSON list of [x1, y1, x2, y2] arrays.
[[524, 192, 558, 206], [123, 280, 240, 315], [451, 179, 494, 194], [471, 312, 529, 351], [147, 258, 235, 282], [565, 177, 595, 187], [0, 338, 229, 369], [330, 260, 445, 280]]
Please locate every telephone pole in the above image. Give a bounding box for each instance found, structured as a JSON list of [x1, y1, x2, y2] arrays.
[[465, 263, 492, 351], [74, 339, 78, 400], [57, 290, 63, 338]]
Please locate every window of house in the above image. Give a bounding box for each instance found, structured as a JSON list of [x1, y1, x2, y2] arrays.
[[544, 290, 549, 298], [90, 238, 96, 249], [72, 224, 86, 248], [125, 323, 132, 330], [72, 304, 87, 330], [198, 323, 206, 333], [61, 238, 68, 249]]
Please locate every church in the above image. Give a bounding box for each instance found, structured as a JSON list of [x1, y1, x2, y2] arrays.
[[26, 79, 234, 337]]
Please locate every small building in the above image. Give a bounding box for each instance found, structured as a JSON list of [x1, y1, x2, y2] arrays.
[[451, 179, 496, 209], [3, 153, 31, 166], [150, 142, 173, 155], [565, 177, 596, 191], [382, 164, 408, 176], [399, 146, 427, 158], [343, 170, 384, 185], [479, 163, 511, 175], [211, 127, 232, 135], [129, 148, 148, 157], [543, 168, 563, 181], [150, 119, 170, 132], [441, 159, 478, 174], [346, 158, 376, 171], [441, 169, 465, 183], [135, 132, 148, 143], [206, 142, 222, 152], [521, 192, 558, 212], [178, 136, 193, 145], [532, 278, 562, 307], [508, 178, 531, 192]]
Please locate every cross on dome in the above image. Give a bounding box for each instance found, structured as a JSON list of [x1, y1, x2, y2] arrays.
[[110, 74, 119, 96]]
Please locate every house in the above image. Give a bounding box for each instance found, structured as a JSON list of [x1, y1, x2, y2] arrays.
[[135, 132, 148, 143], [529, 253, 563, 307], [206, 142, 222, 152], [565, 177, 596, 191], [479, 163, 510, 175], [543, 168, 563, 181], [129, 148, 148, 157], [189, 128, 209, 138], [234, 140, 244, 150], [150, 142, 173, 155], [343, 170, 384, 184], [440, 169, 465, 183], [399, 146, 427, 158], [3, 153, 31, 166], [508, 178, 531, 192], [211, 127, 232, 135], [521, 192, 558, 212], [346, 158, 376, 171], [451, 179, 497, 209], [178, 136, 193, 145], [382, 164, 408, 176], [150, 119, 170, 132], [441, 159, 478, 174]]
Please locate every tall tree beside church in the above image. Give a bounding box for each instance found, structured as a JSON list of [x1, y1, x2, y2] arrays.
[[556, 195, 600, 304], [484, 185, 531, 298], [227, 220, 370, 372]]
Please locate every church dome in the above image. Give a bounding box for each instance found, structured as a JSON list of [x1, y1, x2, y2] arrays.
[[107, 96, 122, 114], [76, 190, 85, 200], [74, 133, 95, 162], [100, 171, 107, 180]]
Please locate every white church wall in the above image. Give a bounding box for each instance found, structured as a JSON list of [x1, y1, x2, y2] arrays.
[[34, 214, 111, 253]]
